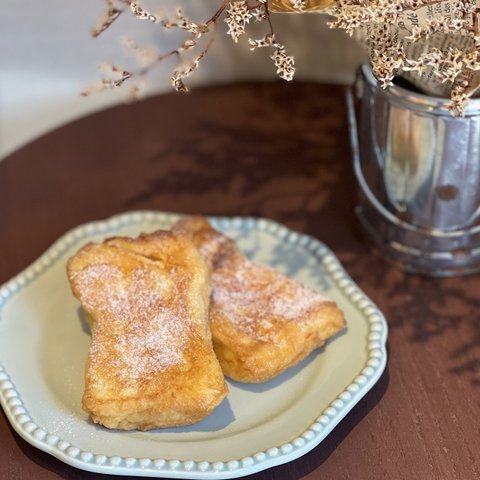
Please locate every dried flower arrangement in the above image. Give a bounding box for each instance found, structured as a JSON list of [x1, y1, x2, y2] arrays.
[[328, 0, 480, 115], [84, 0, 296, 96], [85, 0, 480, 114]]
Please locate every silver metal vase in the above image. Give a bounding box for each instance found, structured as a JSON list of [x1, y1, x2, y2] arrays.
[[348, 64, 480, 276]]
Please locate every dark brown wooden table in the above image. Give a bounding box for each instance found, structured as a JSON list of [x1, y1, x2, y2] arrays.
[[1, 82, 479, 480]]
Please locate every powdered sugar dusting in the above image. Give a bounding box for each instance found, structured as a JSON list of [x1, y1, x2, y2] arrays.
[[174, 217, 332, 343], [212, 253, 330, 342], [197, 233, 231, 267], [72, 261, 191, 388]]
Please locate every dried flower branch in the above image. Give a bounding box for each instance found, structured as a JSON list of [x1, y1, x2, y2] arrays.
[[86, 0, 480, 114], [86, 0, 295, 97], [91, 0, 125, 37]]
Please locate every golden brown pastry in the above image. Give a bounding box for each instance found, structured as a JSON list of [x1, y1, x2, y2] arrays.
[[173, 217, 346, 383], [66, 230, 228, 430]]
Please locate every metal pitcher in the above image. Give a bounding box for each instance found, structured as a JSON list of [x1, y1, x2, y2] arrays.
[[348, 64, 480, 276]]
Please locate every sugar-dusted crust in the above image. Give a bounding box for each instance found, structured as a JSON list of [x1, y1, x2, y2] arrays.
[[174, 217, 346, 383], [66, 230, 228, 430]]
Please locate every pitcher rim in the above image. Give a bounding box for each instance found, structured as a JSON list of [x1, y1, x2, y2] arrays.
[[360, 63, 480, 116]]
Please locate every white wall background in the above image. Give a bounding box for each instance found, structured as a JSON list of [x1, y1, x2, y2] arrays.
[[0, 0, 365, 160]]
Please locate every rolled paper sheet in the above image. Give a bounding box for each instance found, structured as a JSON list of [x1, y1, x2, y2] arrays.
[[270, 0, 480, 105], [355, 0, 480, 99], [268, 0, 335, 13]]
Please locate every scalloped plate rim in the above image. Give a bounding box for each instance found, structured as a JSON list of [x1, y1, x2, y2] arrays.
[[0, 210, 388, 479]]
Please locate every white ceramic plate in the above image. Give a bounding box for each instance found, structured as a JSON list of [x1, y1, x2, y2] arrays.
[[0, 211, 387, 479]]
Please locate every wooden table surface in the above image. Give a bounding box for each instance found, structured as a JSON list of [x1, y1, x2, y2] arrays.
[[0, 82, 479, 480]]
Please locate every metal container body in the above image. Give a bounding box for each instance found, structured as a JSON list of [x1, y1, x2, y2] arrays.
[[350, 65, 480, 276], [360, 66, 480, 231]]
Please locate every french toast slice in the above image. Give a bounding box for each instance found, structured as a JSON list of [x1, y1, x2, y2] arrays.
[[174, 217, 346, 383], [66, 230, 228, 430]]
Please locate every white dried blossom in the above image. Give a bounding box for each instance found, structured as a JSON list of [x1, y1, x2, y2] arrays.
[[271, 45, 295, 81], [371, 49, 405, 87], [291, 0, 307, 11], [248, 33, 275, 50], [130, 2, 156, 22], [252, 4, 268, 22], [171, 71, 188, 93], [171, 45, 210, 93], [402, 57, 424, 75], [225, 1, 252, 43], [160, 8, 209, 34], [450, 79, 471, 115], [171, 62, 196, 92], [463, 50, 480, 71]]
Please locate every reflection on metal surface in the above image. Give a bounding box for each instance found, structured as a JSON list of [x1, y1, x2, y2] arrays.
[[348, 65, 480, 276]]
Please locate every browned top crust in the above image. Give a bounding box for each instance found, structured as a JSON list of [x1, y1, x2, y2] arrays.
[[174, 217, 346, 383], [67, 230, 228, 430]]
